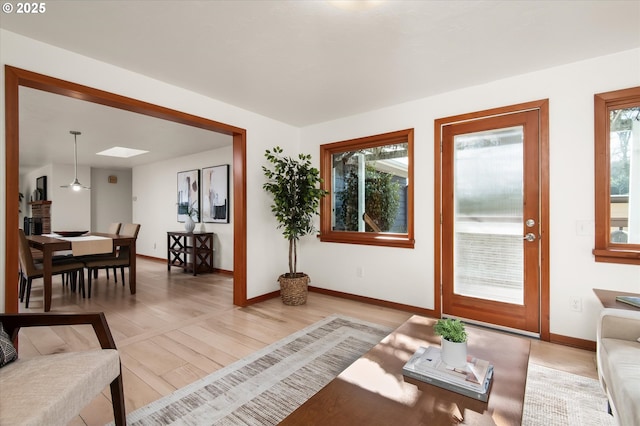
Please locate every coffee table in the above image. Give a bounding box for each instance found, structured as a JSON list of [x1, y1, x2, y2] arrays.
[[281, 315, 531, 425]]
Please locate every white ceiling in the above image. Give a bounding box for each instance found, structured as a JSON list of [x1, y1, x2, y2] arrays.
[[2, 0, 640, 170], [18, 87, 231, 171]]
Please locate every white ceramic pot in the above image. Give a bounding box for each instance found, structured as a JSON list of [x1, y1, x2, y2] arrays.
[[184, 216, 196, 233], [441, 338, 467, 368]]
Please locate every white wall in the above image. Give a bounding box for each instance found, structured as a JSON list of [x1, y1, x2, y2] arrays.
[[20, 163, 91, 232], [20, 165, 52, 229], [91, 168, 133, 233], [2, 28, 639, 342], [133, 145, 235, 272], [22, 166, 132, 234], [300, 48, 640, 341], [50, 163, 91, 231]]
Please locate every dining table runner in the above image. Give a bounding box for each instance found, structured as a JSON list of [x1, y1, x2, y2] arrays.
[[44, 234, 114, 256]]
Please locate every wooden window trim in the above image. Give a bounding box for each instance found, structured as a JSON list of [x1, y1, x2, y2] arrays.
[[593, 86, 640, 265], [319, 129, 415, 248]]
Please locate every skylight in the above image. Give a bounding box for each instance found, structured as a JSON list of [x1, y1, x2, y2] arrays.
[[96, 147, 149, 158]]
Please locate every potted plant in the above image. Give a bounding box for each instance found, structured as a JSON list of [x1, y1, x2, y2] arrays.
[[262, 146, 328, 305], [434, 318, 468, 368]]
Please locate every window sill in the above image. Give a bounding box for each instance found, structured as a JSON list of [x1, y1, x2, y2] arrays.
[[593, 248, 640, 265], [319, 232, 415, 249]]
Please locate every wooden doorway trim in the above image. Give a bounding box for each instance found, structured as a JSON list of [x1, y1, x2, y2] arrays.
[[4, 65, 248, 312], [434, 99, 550, 340]]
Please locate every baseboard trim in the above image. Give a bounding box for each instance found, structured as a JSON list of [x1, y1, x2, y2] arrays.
[[244, 286, 436, 317], [549, 333, 596, 351], [309, 286, 437, 317], [247, 290, 280, 305], [137, 254, 234, 276], [138, 254, 165, 263], [137, 256, 594, 350], [310, 288, 596, 351]]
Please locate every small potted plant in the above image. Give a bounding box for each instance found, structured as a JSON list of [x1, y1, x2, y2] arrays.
[[262, 146, 328, 305], [434, 318, 468, 368]]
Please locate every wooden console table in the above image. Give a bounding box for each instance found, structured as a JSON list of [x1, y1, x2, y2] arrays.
[[167, 231, 214, 275]]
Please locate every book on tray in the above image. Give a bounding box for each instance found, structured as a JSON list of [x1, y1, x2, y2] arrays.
[[616, 295, 640, 308], [402, 346, 494, 402]]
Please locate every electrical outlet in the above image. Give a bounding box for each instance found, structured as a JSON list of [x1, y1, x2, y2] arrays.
[[356, 266, 364, 278], [153, 242, 157, 250], [570, 298, 582, 312]]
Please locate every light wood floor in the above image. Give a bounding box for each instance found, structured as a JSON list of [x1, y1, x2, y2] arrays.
[[16, 257, 599, 425]]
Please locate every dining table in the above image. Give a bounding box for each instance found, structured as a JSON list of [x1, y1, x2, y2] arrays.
[[25, 232, 137, 312]]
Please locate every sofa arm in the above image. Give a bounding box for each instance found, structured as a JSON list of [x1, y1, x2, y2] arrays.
[[597, 308, 640, 343], [0, 312, 117, 351]]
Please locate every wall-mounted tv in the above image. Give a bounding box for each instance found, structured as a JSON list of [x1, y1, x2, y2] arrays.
[[36, 176, 47, 201]]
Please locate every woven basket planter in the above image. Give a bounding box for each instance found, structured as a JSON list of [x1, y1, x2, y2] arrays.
[[278, 273, 310, 306]]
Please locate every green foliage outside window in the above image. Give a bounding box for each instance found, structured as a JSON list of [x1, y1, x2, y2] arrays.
[[337, 165, 401, 232], [609, 107, 639, 196]]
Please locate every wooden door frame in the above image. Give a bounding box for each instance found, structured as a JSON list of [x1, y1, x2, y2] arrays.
[[4, 65, 248, 312], [434, 99, 550, 341]]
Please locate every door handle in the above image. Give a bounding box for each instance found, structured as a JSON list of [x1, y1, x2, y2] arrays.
[[523, 233, 536, 242]]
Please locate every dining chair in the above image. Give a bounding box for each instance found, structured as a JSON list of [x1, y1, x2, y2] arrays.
[[82, 222, 122, 281], [102, 222, 122, 281], [17, 229, 85, 308], [108, 222, 122, 234], [84, 223, 140, 298], [100, 222, 140, 283], [25, 245, 78, 292], [110, 223, 140, 283], [107, 223, 140, 286]]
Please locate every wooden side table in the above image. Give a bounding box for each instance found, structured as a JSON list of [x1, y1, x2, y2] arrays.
[[593, 288, 640, 311], [167, 231, 214, 275]]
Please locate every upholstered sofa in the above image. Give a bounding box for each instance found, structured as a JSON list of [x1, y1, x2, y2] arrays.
[[0, 312, 125, 426], [596, 308, 640, 426]]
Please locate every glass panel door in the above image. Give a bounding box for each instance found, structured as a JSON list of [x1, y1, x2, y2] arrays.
[[454, 127, 524, 304], [442, 110, 540, 333]]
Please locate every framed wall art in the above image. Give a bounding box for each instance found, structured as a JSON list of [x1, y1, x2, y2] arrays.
[[36, 175, 47, 200], [177, 169, 200, 222], [202, 164, 229, 223]]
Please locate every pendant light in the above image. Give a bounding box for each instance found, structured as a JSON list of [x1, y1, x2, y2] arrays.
[[60, 130, 90, 191]]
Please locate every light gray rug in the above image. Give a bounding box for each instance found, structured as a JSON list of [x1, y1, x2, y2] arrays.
[[118, 316, 615, 426], [522, 363, 615, 426], [122, 315, 392, 425]]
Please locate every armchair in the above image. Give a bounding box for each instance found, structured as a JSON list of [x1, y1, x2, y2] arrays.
[[0, 312, 126, 425]]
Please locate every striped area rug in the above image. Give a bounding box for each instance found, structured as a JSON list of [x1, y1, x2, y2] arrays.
[[522, 364, 615, 426], [119, 316, 615, 426], [123, 315, 392, 425]]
